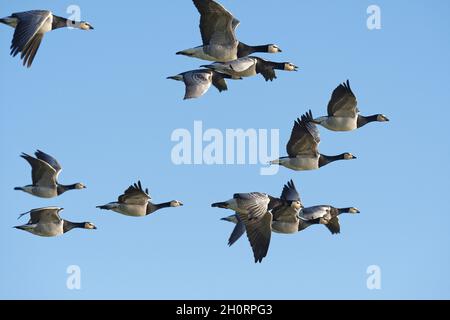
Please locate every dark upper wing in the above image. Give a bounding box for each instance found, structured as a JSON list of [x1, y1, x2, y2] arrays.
[[254, 57, 277, 82], [10, 11, 51, 67], [326, 216, 341, 234], [234, 192, 270, 221], [20, 153, 56, 186], [35, 150, 62, 178], [280, 179, 300, 202], [327, 80, 358, 117], [211, 71, 229, 92], [286, 110, 320, 157], [193, 0, 239, 45], [227, 216, 246, 246], [118, 181, 151, 205], [238, 211, 272, 263]]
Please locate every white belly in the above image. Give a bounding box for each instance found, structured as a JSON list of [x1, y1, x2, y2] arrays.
[[24, 186, 57, 198], [113, 204, 147, 217], [279, 157, 319, 171], [319, 116, 357, 131], [272, 221, 299, 234], [32, 221, 64, 237]]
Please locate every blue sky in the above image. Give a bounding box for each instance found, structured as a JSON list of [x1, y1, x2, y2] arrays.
[[1, 0, 449, 299]]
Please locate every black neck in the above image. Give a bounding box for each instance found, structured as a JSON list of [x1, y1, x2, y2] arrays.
[[147, 202, 172, 214], [57, 184, 77, 195], [238, 42, 270, 57], [63, 221, 84, 233], [319, 154, 346, 167], [337, 208, 353, 215], [357, 114, 378, 128], [272, 62, 286, 70], [52, 15, 69, 29]]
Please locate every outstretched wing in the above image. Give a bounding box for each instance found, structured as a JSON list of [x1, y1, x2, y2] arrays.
[[327, 80, 358, 117], [234, 192, 270, 221], [211, 71, 230, 92], [326, 217, 341, 234], [254, 57, 277, 82], [35, 150, 62, 179], [237, 211, 272, 263], [286, 110, 320, 157], [227, 216, 246, 246], [118, 181, 151, 205], [10, 10, 52, 67], [19, 207, 62, 224], [193, 0, 239, 45], [20, 153, 57, 186], [280, 179, 300, 202], [183, 70, 213, 99]]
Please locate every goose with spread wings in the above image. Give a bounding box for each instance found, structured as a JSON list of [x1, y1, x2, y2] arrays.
[[176, 0, 281, 62], [14, 150, 86, 198], [220, 180, 308, 247], [201, 56, 298, 81], [270, 111, 357, 171], [97, 181, 183, 217], [312, 80, 389, 131], [167, 69, 238, 100], [212, 182, 302, 263], [0, 10, 93, 67], [14, 207, 96, 237], [299, 206, 360, 235]]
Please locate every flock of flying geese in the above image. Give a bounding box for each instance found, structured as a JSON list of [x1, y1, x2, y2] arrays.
[[167, 0, 297, 99], [2, 0, 389, 263]]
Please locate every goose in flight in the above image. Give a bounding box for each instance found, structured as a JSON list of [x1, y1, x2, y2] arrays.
[[311, 80, 389, 131], [167, 69, 237, 100], [201, 56, 298, 81], [14, 150, 86, 198], [176, 0, 282, 62], [299, 206, 360, 235], [0, 10, 93, 67], [96, 181, 183, 217], [223, 182, 361, 238], [270, 110, 356, 171], [220, 180, 307, 247], [212, 183, 302, 263], [14, 207, 96, 237]]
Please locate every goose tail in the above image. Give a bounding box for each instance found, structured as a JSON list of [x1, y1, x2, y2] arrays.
[[96, 203, 116, 210]]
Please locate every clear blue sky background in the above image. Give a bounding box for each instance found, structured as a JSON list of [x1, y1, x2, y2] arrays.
[[1, 0, 449, 300]]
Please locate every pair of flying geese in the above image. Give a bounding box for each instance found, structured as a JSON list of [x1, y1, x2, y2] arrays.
[[167, 0, 298, 99], [13, 150, 183, 237]]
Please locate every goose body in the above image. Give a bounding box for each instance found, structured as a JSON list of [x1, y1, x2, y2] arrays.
[[212, 181, 302, 263], [14, 150, 86, 198], [202, 56, 298, 81], [0, 10, 93, 67], [270, 111, 356, 171], [176, 0, 281, 62], [97, 181, 183, 217], [14, 207, 96, 237], [299, 206, 360, 235], [167, 69, 236, 100], [312, 80, 389, 131]]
